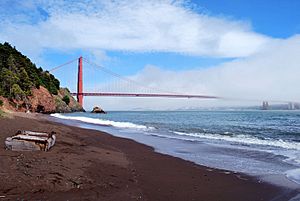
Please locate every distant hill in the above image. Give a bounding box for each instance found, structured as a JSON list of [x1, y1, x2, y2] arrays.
[[0, 42, 83, 113]]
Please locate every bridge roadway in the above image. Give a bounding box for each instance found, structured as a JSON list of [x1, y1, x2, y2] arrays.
[[70, 92, 219, 99]]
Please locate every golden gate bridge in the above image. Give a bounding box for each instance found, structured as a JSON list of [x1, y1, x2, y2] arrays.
[[49, 56, 299, 109], [49, 56, 220, 107]]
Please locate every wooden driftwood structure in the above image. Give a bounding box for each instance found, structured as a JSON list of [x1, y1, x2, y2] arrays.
[[5, 130, 56, 151]]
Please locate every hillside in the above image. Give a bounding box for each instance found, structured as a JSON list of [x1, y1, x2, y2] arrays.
[[0, 42, 83, 113]]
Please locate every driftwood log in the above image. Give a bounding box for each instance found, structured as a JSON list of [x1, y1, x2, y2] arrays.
[[5, 130, 56, 151]]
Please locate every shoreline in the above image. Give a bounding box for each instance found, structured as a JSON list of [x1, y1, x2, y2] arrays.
[[49, 112, 300, 189], [0, 112, 299, 200]]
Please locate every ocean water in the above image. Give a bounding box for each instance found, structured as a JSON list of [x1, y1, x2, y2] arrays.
[[50, 110, 300, 188]]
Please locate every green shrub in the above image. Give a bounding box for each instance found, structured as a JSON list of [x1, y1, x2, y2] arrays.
[[62, 95, 70, 105], [0, 110, 4, 117], [0, 100, 3, 106]]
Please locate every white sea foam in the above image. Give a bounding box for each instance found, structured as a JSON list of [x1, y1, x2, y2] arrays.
[[172, 131, 300, 151], [285, 168, 300, 184], [51, 113, 153, 130]]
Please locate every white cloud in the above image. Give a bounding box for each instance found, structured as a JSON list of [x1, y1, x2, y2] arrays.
[[87, 35, 300, 110], [0, 0, 272, 58], [1, 0, 298, 110]]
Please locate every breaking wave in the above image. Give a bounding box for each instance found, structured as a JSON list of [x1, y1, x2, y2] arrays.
[[172, 131, 300, 151], [50, 113, 154, 130], [285, 168, 300, 184]]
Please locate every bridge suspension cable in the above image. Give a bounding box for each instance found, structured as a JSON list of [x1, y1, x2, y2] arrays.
[[82, 57, 182, 95], [48, 58, 78, 72]]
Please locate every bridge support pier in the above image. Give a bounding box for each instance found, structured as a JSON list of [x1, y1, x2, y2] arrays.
[[77, 56, 83, 107]]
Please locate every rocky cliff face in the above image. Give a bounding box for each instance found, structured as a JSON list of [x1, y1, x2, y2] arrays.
[[55, 88, 84, 113], [30, 86, 56, 113], [0, 86, 84, 113]]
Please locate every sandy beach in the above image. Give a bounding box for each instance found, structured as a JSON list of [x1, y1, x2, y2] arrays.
[[0, 112, 298, 201]]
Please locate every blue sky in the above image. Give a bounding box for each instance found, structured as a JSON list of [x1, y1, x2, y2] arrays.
[[197, 0, 300, 38], [0, 0, 300, 109]]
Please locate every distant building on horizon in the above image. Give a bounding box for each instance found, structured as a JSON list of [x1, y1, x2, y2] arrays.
[[262, 101, 269, 110], [288, 102, 295, 110]]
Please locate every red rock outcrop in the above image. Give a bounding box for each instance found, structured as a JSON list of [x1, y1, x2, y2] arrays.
[[0, 86, 83, 113], [0, 96, 16, 112], [30, 86, 56, 113]]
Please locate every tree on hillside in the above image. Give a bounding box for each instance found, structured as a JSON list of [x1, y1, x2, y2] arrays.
[[11, 84, 25, 109], [7, 54, 18, 74], [62, 95, 70, 105], [0, 68, 19, 97], [18, 67, 33, 95]]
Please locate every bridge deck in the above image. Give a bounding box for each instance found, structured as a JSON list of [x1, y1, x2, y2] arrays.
[[70, 92, 219, 99]]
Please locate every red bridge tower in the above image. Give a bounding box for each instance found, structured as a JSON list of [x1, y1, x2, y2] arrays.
[[77, 56, 83, 106]]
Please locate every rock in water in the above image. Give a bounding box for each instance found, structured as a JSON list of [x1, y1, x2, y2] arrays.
[[91, 106, 106, 114]]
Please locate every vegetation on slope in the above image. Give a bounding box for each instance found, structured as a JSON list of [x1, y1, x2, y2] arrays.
[[0, 42, 60, 99], [0, 110, 5, 117], [0, 42, 83, 113]]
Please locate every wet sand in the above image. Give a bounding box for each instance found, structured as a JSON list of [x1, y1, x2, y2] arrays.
[[0, 113, 298, 200]]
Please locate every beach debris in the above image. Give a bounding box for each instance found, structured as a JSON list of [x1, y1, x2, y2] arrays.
[[5, 130, 56, 151]]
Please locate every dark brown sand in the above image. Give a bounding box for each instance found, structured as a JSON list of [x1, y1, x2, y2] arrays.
[[0, 113, 297, 201]]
